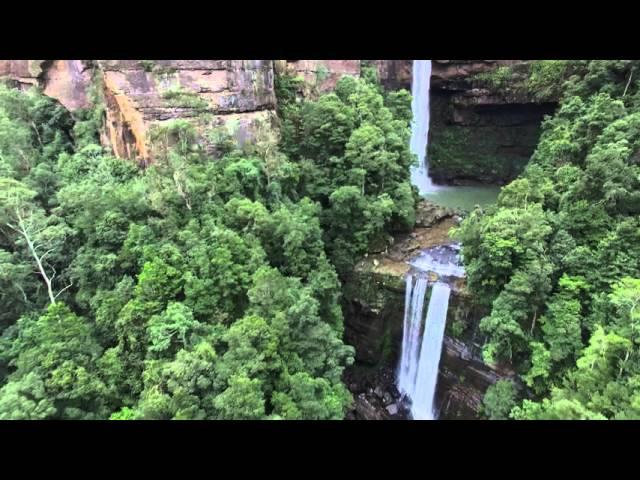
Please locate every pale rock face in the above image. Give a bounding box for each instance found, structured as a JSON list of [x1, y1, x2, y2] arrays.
[[0, 60, 45, 88], [430, 60, 522, 90], [0, 59, 280, 162], [282, 60, 361, 95], [0, 59, 370, 162], [95, 60, 278, 161], [42, 61, 93, 111]]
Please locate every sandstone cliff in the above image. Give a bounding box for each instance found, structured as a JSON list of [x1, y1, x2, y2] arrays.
[[277, 60, 361, 95], [0, 59, 554, 182], [0, 59, 375, 163], [96, 60, 277, 161], [0, 60, 279, 163]]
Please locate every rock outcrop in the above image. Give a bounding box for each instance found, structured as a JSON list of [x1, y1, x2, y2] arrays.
[[437, 337, 519, 419], [344, 365, 410, 420], [0, 59, 556, 178], [96, 60, 278, 161], [0, 60, 279, 163], [0, 59, 370, 163], [374, 60, 412, 91], [0, 60, 46, 88], [0, 60, 93, 111], [428, 60, 557, 185], [277, 60, 361, 95]]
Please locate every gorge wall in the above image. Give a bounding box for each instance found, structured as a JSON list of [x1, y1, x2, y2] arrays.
[[0, 60, 279, 163], [0, 60, 371, 164], [372, 59, 559, 184], [0, 59, 553, 184], [428, 60, 558, 184]]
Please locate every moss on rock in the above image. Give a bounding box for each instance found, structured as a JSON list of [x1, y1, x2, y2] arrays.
[[428, 122, 542, 184]]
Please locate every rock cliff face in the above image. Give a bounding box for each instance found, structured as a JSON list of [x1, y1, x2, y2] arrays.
[[277, 60, 361, 95], [342, 200, 512, 420], [371, 60, 557, 185], [0, 60, 279, 162], [374, 60, 412, 90], [0, 59, 555, 180], [428, 60, 557, 184], [0, 59, 371, 163], [0, 60, 93, 110], [96, 60, 277, 161]]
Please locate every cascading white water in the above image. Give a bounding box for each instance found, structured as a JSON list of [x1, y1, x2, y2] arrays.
[[410, 282, 451, 420], [396, 60, 467, 420], [397, 242, 465, 420], [409, 59, 436, 194], [397, 276, 452, 420], [398, 276, 429, 399]]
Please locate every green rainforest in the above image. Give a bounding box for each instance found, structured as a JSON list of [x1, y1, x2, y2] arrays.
[[0, 60, 639, 420]]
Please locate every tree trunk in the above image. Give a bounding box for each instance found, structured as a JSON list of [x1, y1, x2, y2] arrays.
[[15, 211, 56, 305]]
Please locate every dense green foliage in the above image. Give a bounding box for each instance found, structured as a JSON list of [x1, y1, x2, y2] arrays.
[[472, 60, 573, 102], [0, 68, 416, 419], [455, 61, 640, 419], [11, 59, 640, 421], [276, 69, 418, 274], [427, 116, 543, 184], [481, 379, 517, 420]]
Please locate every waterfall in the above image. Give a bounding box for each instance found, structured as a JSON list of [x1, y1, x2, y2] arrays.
[[398, 276, 429, 399], [397, 276, 451, 420], [410, 59, 436, 194], [397, 244, 464, 420], [411, 282, 451, 420]]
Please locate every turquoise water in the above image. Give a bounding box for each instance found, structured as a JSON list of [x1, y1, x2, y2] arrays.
[[422, 185, 502, 212]]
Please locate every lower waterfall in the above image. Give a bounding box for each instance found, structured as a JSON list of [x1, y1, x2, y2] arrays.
[[411, 282, 451, 420], [398, 276, 428, 401], [397, 245, 463, 420]]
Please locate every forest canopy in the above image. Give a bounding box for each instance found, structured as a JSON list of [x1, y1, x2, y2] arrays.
[[3, 60, 640, 421], [0, 68, 418, 420], [457, 60, 640, 419]]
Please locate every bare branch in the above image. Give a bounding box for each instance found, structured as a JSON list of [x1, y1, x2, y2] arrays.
[[31, 121, 44, 149], [54, 282, 73, 299], [15, 283, 29, 304], [40, 248, 56, 263], [13, 210, 56, 305], [623, 68, 635, 97], [5, 222, 21, 234]]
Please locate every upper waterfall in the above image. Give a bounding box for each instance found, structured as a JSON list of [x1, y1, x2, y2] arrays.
[[409, 60, 435, 194]]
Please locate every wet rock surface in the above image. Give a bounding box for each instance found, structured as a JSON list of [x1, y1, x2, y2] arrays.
[[342, 201, 460, 366], [436, 337, 516, 419], [415, 201, 458, 228], [428, 60, 558, 185]]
